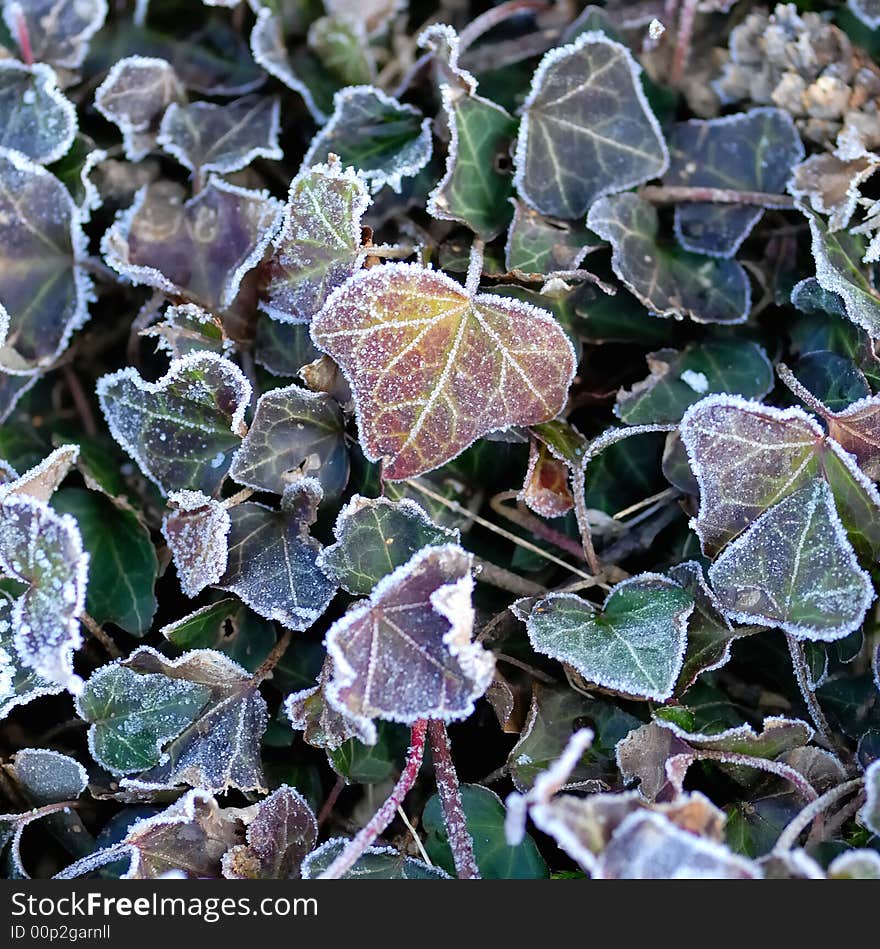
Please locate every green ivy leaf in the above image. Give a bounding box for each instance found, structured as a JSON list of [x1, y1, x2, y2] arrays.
[[0, 61, 76, 164]]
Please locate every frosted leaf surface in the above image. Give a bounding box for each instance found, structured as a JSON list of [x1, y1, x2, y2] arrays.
[[218, 480, 337, 630], [157, 94, 282, 177], [0, 148, 93, 372], [260, 160, 369, 323], [94, 56, 184, 162], [828, 849, 880, 879], [229, 384, 349, 500], [324, 0, 402, 35], [616, 341, 773, 425], [0, 495, 88, 695], [654, 710, 813, 759], [310, 262, 577, 481], [789, 149, 879, 232], [317, 494, 459, 595], [587, 192, 750, 325], [12, 748, 87, 805], [76, 663, 210, 774], [302, 837, 450, 879], [517, 574, 693, 701], [849, 0, 880, 29], [162, 490, 231, 598], [3, 0, 108, 70], [0, 444, 78, 503], [505, 200, 598, 275], [0, 61, 76, 164], [665, 108, 803, 257], [221, 785, 317, 880], [118, 646, 270, 794], [708, 480, 874, 641], [0, 592, 62, 721], [518, 439, 574, 518], [159, 598, 239, 650], [325, 544, 494, 742], [514, 32, 668, 219], [302, 85, 432, 193], [861, 760, 880, 836], [143, 303, 232, 359], [97, 351, 251, 496], [101, 178, 282, 313]]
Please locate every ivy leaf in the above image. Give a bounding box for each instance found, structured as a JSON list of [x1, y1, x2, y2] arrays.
[[325, 544, 494, 743], [0, 444, 78, 503], [587, 192, 751, 325], [861, 760, 880, 836], [222, 786, 317, 880], [310, 262, 577, 481], [76, 663, 211, 775], [317, 494, 459, 595], [0, 591, 62, 721], [52, 487, 158, 636], [849, 0, 880, 29], [162, 491, 230, 598], [142, 303, 232, 360], [0, 495, 88, 694], [789, 148, 878, 232], [514, 32, 668, 219], [159, 598, 239, 651], [664, 108, 803, 257], [11, 748, 87, 805], [423, 784, 548, 879], [260, 160, 370, 324], [157, 94, 282, 178], [505, 200, 598, 275], [97, 351, 251, 497], [653, 710, 814, 758], [616, 341, 773, 425], [218, 480, 337, 630], [516, 574, 694, 701], [101, 178, 282, 314], [0, 61, 76, 165], [327, 721, 410, 784], [301, 837, 450, 879], [519, 439, 574, 518], [94, 56, 184, 162], [303, 85, 432, 193], [254, 317, 320, 377], [708, 479, 875, 641], [807, 210, 880, 338], [0, 148, 93, 373], [229, 384, 349, 500], [3, 0, 107, 70]]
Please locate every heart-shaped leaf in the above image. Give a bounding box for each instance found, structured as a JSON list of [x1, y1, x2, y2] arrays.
[[301, 837, 450, 879], [708, 479, 874, 641], [260, 160, 370, 324], [97, 351, 251, 496], [505, 200, 598, 275], [514, 32, 668, 219], [516, 574, 694, 700], [318, 494, 459, 595], [162, 490, 231, 598], [0, 61, 76, 165], [325, 544, 494, 742], [310, 262, 576, 480], [143, 303, 232, 359], [157, 94, 282, 178], [229, 383, 349, 500], [3, 0, 107, 70], [587, 192, 751, 324]]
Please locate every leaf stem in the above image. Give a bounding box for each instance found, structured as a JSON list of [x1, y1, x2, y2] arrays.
[[251, 628, 292, 686], [776, 363, 831, 419], [318, 719, 429, 879], [61, 363, 98, 438], [785, 633, 837, 751], [465, 239, 485, 295], [458, 0, 550, 50], [774, 777, 864, 852], [669, 0, 698, 88], [570, 469, 602, 576], [317, 776, 345, 828], [668, 750, 818, 802], [472, 556, 546, 596], [427, 721, 480, 879], [79, 612, 122, 659], [639, 185, 796, 209], [12, 4, 34, 66], [490, 490, 592, 561]]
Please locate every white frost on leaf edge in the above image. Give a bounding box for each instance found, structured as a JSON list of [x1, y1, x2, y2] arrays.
[[0, 60, 78, 166]]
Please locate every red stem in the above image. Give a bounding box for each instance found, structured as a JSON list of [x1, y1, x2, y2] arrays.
[[428, 720, 480, 880], [13, 5, 34, 66], [318, 720, 428, 879], [669, 0, 698, 88]]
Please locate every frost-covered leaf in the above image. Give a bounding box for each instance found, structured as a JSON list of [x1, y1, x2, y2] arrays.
[[807, 211, 880, 338], [97, 351, 251, 496], [118, 646, 269, 793], [94, 56, 184, 162], [222, 785, 317, 880], [790, 148, 879, 233], [587, 192, 750, 324], [317, 494, 458, 595], [162, 490, 230, 598], [514, 32, 668, 219], [310, 262, 576, 480], [804, 391, 880, 482], [11, 748, 87, 805], [229, 384, 348, 500], [0, 495, 87, 694], [615, 341, 773, 425], [516, 574, 693, 701], [505, 200, 598, 275], [218, 480, 337, 630], [3, 0, 107, 70], [0, 444, 78, 503], [708, 480, 874, 641], [859, 759, 880, 836], [303, 86, 432, 193], [324, 0, 402, 35], [159, 598, 239, 650], [308, 15, 374, 89], [0, 148, 92, 373], [325, 544, 493, 742], [849, 0, 880, 29], [519, 439, 574, 518], [0, 591, 61, 721], [0, 61, 76, 164], [828, 849, 880, 879], [254, 317, 320, 376], [654, 710, 813, 758], [142, 303, 232, 359], [260, 160, 369, 324], [101, 178, 282, 313], [77, 663, 210, 774], [301, 837, 450, 879], [157, 94, 282, 177], [665, 109, 803, 257], [52, 487, 157, 636]]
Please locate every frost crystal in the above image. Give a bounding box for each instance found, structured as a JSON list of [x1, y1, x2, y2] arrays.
[[162, 491, 231, 598]]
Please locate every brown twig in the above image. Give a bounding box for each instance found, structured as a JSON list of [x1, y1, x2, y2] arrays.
[[79, 612, 122, 659], [640, 185, 796, 209]]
